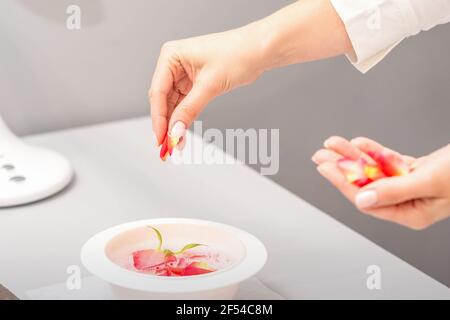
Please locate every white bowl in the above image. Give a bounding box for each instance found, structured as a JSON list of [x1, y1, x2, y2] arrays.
[[81, 218, 267, 300]]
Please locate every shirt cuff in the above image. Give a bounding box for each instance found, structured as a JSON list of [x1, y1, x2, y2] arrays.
[[330, 0, 417, 73], [351, 40, 400, 73]]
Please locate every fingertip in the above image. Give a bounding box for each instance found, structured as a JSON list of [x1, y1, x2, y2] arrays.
[[357, 173, 424, 208], [325, 136, 346, 148], [355, 189, 378, 209], [324, 136, 361, 160], [316, 164, 329, 183], [316, 162, 335, 177], [316, 164, 326, 175], [312, 149, 342, 165], [350, 136, 368, 145], [151, 118, 167, 146], [169, 103, 196, 132], [324, 136, 343, 149], [150, 98, 169, 147], [311, 150, 322, 164], [152, 132, 159, 147], [169, 121, 187, 144]]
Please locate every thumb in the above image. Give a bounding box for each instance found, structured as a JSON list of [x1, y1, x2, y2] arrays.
[[168, 81, 216, 136], [354, 173, 433, 209]]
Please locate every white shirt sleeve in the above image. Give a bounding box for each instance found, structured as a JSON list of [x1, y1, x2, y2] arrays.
[[330, 0, 450, 73]]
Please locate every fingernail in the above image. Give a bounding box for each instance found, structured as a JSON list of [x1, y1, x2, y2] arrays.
[[355, 190, 377, 209], [153, 132, 159, 147], [316, 164, 329, 176], [324, 140, 331, 149], [317, 166, 324, 175], [170, 121, 186, 139]]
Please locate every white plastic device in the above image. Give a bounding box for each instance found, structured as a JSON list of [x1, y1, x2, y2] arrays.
[[0, 116, 73, 207]]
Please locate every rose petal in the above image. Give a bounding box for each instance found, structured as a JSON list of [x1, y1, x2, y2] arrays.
[[182, 262, 215, 276], [368, 151, 409, 177], [363, 164, 384, 180], [337, 158, 366, 184], [353, 177, 373, 187], [132, 249, 166, 270], [160, 134, 180, 161]]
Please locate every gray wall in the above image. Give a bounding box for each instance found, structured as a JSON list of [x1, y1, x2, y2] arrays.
[[1, 1, 449, 286]]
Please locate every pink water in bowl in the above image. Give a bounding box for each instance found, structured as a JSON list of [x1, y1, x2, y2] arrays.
[[106, 224, 240, 277], [121, 247, 232, 277]]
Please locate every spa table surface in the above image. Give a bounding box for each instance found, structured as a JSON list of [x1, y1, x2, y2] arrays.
[[0, 117, 449, 300]]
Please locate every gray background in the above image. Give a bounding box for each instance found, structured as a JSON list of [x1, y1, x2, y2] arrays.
[[1, 0, 449, 286]]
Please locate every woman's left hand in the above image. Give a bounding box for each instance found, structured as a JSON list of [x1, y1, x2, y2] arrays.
[[312, 136, 450, 230]]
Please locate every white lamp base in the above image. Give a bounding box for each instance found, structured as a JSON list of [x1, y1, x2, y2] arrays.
[[1, 118, 73, 207]]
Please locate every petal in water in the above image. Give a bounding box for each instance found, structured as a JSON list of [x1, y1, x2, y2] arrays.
[[182, 262, 215, 276], [132, 249, 166, 270]]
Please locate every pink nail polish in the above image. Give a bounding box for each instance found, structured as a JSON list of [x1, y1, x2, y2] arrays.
[[170, 121, 186, 139], [355, 190, 377, 208]]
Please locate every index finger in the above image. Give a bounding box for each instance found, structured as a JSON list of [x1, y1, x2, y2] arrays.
[[149, 55, 174, 146], [351, 137, 416, 165], [324, 136, 362, 160]]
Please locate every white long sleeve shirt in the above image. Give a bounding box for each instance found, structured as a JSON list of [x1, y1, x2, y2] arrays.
[[330, 0, 450, 73]]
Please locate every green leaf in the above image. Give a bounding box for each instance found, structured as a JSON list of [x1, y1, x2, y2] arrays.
[[162, 249, 174, 256], [173, 243, 205, 255], [148, 226, 163, 251], [147, 227, 205, 257]]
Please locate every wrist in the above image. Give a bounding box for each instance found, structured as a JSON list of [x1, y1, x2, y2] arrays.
[[245, 4, 310, 72], [232, 21, 274, 77], [243, 0, 354, 71], [242, 18, 280, 73]]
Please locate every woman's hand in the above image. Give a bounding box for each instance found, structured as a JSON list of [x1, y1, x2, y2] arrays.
[[149, 0, 353, 148], [149, 26, 267, 147], [312, 136, 450, 230]]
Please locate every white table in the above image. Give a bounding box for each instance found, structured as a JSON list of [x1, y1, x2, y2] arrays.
[[0, 117, 449, 299]]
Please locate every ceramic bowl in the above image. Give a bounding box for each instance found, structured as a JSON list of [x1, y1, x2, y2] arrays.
[[81, 218, 267, 299]]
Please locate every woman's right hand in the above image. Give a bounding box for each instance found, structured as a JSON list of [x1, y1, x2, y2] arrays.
[[149, 25, 267, 147], [149, 0, 354, 147]]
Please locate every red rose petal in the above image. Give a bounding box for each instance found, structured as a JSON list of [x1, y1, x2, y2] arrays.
[[353, 177, 373, 187], [164, 254, 177, 263], [337, 158, 367, 184], [182, 262, 215, 276], [159, 134, 180, 161], [168, 267, 185, 276], [368, 151, 409, 177], [160, 135, 169, 161], [132, 249, 166, 271], [363, 164, 384, 181], [335, 145, 413, 188]]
